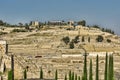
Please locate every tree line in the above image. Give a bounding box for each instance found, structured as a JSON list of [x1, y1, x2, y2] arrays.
[[8, 53, 114, 80]]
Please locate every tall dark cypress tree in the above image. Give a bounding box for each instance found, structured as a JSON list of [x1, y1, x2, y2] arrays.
[[24, 69, 27, 80], [71, 72, 74, 80], [8, 70, 12, 80], [64, 74, 67, 80], [104, 53, 108, 80], [96, 55, 99, 80], [111, 54, 114, 80], [108, 54, 114, 80], [75, 74, 77, 80], [11, 55, 14, 80], [55, 70, 58, 80], [69, 71, 72, 80], [40, 67, 43, 79], [89, 59, 93, 80], [78, 76, 80, 80], [83, 53, 87, 80]]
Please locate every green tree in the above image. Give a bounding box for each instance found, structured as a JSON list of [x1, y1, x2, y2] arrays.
[[83, 53, 87, 80], [65, 74, 67, 80], [71, 72, 74, 80], [69, 71, 72, 80], [8, 70, 12, 80], [77, 20, 86, 26], [40, 67, 43, 79], [24, 69, 27, 80], [62, 36, 70, 45], [89, 59, 93, 80], [74, 35, 79, 43], [96, 55, 99, 80], [0, 20, 4, 26], [55, 70, 58, 80], [75, 74, 77, 80], [69, 42, 74, 49], [82, 36, 85, 42], [96, 35, 104, 42], [78, 76, 80, 80], [108, 54, 114, 80], [104, 53, 108, 80], [88, 37, 90, 43]]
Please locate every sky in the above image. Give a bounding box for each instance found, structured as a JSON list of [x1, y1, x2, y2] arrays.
[[0, 0, 120, 35]]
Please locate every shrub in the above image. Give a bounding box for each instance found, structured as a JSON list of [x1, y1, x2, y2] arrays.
[[11, 29, 27, 33], [107, 39, 111, 43], [62, 36, 70, 45], [96, 35, 104, 42], [69, 42, 74, 49]]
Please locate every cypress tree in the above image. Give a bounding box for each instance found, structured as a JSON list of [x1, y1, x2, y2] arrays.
[[71, 72, 74, 80], [82, 75, 84, 80], [75, 74, 77, 80], [64, 74, 67, 80], [111, 54, 114, 80], [89, 59, 93, 80], [83, 53, 87, 80], [24, 69, 27, 80], [104, 53, 108, 80], [69, 70, 72, 80], [8, 70, 12, 80], [96, 55, 99, 80], [11, 55, 14, 80], [108, 54, 114, 80], [78, 76, 80, 80], [55, 70, 58, 80], [40, 67, 43, 79]]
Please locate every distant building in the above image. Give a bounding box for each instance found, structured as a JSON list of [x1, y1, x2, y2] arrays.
[[31, 21, 39, 27]]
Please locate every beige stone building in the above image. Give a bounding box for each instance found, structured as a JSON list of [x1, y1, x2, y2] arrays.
[[31, 21, 39, 27]]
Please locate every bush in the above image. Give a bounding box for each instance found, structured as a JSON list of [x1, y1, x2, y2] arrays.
[[74, 35, 80, 43], [0, 32, 7, 35], [69, 42, 74, 49], [62, 36, 70, 45], [11, 29, 27, 32], [107, 39, 111, 43], [96, 35, 104, 42]]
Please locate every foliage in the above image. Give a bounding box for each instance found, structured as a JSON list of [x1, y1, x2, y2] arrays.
[[96, 35, 104, 42], [77, 20, 86, 26], [0, 20, 4, 26], [74, 35, 80, 43], [88, 37, 90, 43], [69, 41, 74, 49], [104, 53, 108, 80], [8, 70, 12, 80], [65, 74, 67, 80], [71, 72, 74, 80], [96, 55, 99, 80], [108, 54, 114, 80], [24, 69, 27, 80], [82, 36, 85, 42], [75, 74, 77, 80], [106, 39, 111, 43], [55, 70, 58, 80], [69, 71, 72, 80], [62, 36, 70, 45], [40, 67, 43, 79], [0, 32, 8, 35], [11, 29, 27, 33], [89, 59, 93, 80], [83, 53, 87, 80], [78, 76, 80, 80]]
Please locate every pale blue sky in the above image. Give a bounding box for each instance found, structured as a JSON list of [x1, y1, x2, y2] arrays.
[[0, 0, 120, 35]]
